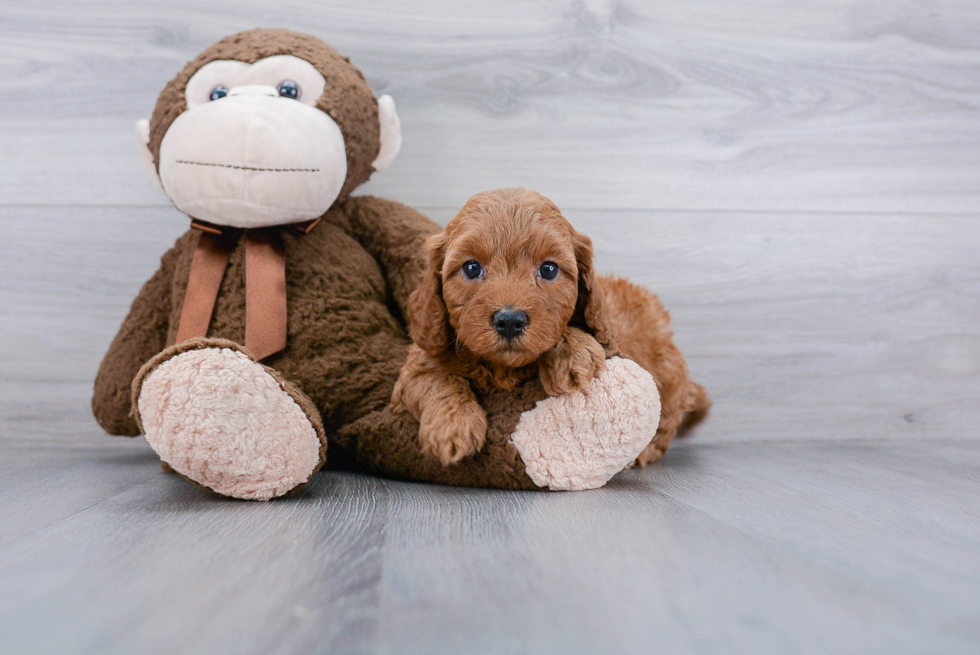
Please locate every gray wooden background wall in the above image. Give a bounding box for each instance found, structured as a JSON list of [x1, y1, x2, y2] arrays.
[[1, 1, 979, 654]]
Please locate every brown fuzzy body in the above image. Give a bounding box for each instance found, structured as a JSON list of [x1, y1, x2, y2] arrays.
[[93, 195, 437, 446], [92, 191, 555, 490], [94, 29, 562, 493], [392, 189, 709, 467]]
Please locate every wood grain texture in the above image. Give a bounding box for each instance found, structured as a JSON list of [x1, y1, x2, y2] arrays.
[[2, 0, 980, 212], [2, 0, 980, 652], [1, 441, 979, 654]]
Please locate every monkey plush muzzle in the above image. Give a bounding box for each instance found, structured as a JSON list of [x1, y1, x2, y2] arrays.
[[158, 86, 348, 228]]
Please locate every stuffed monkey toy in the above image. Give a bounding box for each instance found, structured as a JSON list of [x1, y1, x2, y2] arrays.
[[93, 29, 663, 499]]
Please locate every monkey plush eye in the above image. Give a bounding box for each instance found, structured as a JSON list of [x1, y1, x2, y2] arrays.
[[461, 260, 483, 280], [209, 86, 229, 101], [277, 80, 301, 99], [538, 262, 560, 280]]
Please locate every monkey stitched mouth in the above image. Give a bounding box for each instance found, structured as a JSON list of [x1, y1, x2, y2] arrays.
[[175, 160, 320, 173]]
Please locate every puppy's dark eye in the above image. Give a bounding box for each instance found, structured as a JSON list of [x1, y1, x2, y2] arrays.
[[209, 86, 229, 101], [461, 260, 483, 280], [538, 261, 560, 280], [277, 80, 300, 100]]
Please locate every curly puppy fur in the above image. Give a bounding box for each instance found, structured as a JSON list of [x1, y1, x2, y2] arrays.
[[392, 188, 710, 467]]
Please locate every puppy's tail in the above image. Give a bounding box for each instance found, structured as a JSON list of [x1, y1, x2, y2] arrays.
[[677, 380, 711, 437]]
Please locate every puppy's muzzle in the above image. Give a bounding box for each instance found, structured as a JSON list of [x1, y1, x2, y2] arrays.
[[492, 308, 528, 340]]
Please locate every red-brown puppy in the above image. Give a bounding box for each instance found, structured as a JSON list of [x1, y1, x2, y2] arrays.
[[392, 188, 709, 466]]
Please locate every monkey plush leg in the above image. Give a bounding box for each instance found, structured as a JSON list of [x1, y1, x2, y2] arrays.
[[132, 338, 327, 500], [344, 357, 660, 491], [510, 357, 660, 490]]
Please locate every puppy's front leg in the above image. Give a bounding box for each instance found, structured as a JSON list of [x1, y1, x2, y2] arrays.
[[538, 327, 607, 396], [392, 346, 488, 465]]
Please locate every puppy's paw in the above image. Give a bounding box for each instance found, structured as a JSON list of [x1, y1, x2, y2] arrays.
[[633, 442, 666, 467], [419, 400, 488, 466], [539, 328, 607, 396]]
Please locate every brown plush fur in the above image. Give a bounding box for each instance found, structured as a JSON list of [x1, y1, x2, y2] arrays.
[[392, 189, 710, 467], [93, 196, 437, 439], [92, 30, 552, 493], [94, 30, 431, 464]]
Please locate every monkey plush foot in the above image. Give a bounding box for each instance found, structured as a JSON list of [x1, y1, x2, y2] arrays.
[[132, 339, 326, 500], [510, 357, 661, 491]]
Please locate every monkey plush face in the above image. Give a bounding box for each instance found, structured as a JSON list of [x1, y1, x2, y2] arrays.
[[136, 29, 401, 228]]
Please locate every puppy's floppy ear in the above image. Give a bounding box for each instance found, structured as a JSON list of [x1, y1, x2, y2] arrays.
[[571, 230, 615, 349], [408, 232, 453, 355]]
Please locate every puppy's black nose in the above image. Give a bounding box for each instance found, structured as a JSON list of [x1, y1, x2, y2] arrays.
[[492, 308, 528, 340]]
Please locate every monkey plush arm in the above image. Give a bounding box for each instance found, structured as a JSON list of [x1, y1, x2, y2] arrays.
[[344, 196, 441, 320], [92, 243, 181, 436]]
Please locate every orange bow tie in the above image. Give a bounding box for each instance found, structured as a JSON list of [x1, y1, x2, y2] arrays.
[[175, 218, 320, 361]]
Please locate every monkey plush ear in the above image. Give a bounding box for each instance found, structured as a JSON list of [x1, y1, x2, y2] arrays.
[[135, 119, 164, 192], [371, 95, 402, 172]]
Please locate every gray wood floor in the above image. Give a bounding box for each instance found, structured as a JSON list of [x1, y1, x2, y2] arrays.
[[2, 1, 979, 653]]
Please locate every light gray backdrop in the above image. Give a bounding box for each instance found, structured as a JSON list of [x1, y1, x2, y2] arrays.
[[1, 1, 978, 654]]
